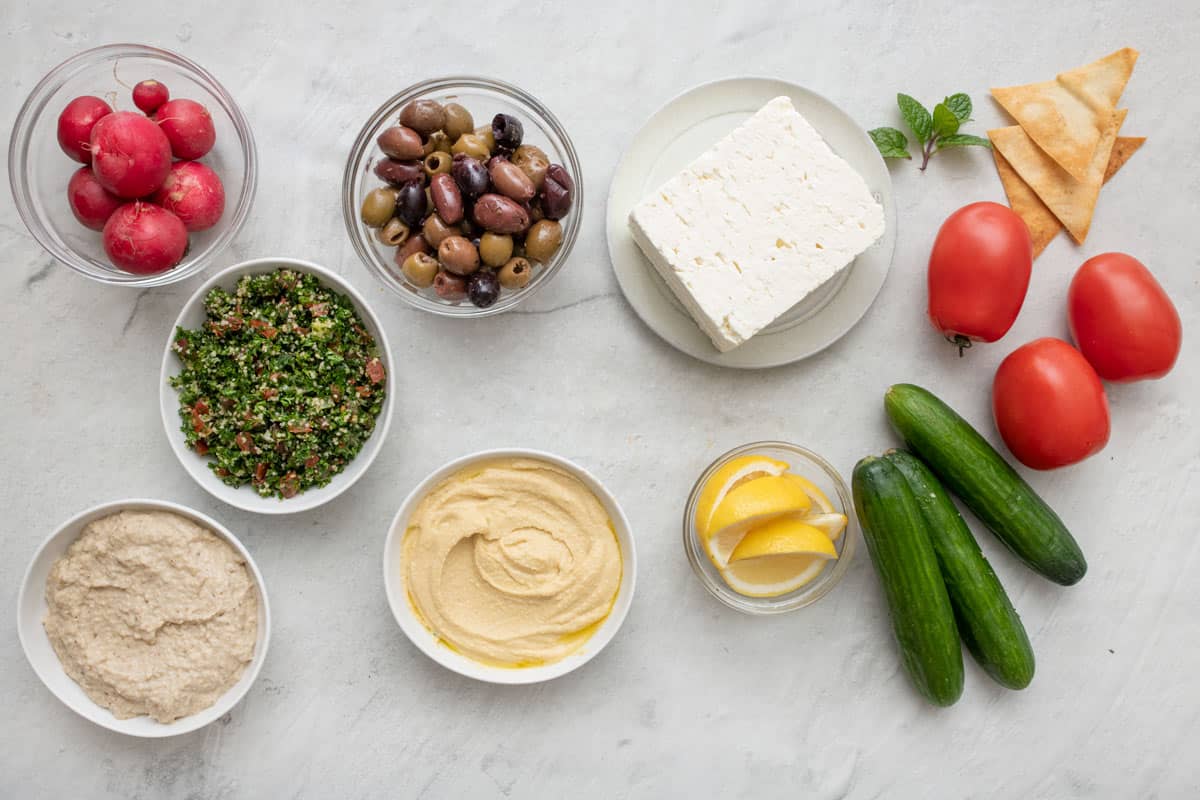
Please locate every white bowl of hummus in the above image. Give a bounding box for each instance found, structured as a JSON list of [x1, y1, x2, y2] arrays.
[[383, 449, 637, 684], [17, 499, 271, 737]]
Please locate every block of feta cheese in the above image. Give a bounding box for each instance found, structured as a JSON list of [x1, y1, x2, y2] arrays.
[[628, 96, 886, 352]]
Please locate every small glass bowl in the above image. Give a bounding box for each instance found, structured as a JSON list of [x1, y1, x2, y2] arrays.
[[8, 44, 257, 287], [683, 441, 856, 614], [342, 76, 582, 317]]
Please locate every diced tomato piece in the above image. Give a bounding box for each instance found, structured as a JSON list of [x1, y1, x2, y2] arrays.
[[235, 432, 253, 453], [365, 357, 386, 385]]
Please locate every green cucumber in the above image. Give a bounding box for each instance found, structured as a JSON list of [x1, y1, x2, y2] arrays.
[[852, 455, 963, 707], [884, 384, 1086, 586], [884, 449, 1035, 690]]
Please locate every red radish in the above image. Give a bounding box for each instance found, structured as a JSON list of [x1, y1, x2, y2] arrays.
[[102, 202, 188, 274], [155, 98, 216, 159], [67, 166, 123, 231], [132, 79, 170, 114], [151, 161, 226, 231], [89, 111, 172, 198], [56, 95, 112, 164]]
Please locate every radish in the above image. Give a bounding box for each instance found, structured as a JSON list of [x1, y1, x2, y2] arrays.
[[132, 79, 169, 114], [67, 166, 123, 231], [56, 95, 112, 164], [102, 202, 188, 274], [151, 161, 225, 231], [89, 111, 172, 198], [155, 98, 215, 159]]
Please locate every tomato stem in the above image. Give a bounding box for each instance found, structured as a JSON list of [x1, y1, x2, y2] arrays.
[[947, 334, 972, 357]]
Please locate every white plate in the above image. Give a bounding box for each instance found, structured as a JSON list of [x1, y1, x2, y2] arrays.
[[160, 258, 394, 515], [383, 449, 637, 684], [16, 499, 271, 738], [606, 76, 897, 368]]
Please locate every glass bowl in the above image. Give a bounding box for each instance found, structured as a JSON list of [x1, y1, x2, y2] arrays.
[[342, 76, 582, 316], [8, 43, 257, 288], [683, 441, 856, 614]]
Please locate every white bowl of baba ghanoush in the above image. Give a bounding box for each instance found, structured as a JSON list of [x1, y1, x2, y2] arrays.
[[384, 449, 637, 684], [17, 499, 271, 737]]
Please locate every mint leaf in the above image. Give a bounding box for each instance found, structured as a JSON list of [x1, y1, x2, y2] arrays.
[[931, 103, 960, 138], [937, 134, 992, 150], [944, 93, 972, 123], [869, 127, 911, 159], [897, 94, 932, 143]]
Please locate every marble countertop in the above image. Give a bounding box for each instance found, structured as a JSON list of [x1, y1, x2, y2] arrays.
[[3, 1, 1197, 797]]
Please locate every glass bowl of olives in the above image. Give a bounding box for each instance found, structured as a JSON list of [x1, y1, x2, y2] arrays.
[[342, 77, 582, 316]]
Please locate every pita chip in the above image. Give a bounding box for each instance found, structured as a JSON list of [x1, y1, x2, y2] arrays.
[[1105, 136, 1145, 182], [992, 48, 1136, 182]]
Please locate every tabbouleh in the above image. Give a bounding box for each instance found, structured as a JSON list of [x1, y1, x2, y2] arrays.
[[171, 268, 387, 499]]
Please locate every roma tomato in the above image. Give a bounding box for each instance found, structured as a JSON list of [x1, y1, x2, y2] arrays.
[[993, 338, 1110, 470], [928, 202, 1032, 354], [1068, 253, 1182, 382]]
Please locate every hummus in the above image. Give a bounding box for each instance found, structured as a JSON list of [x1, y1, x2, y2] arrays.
[[404, 458, 622, 666], [43, 510, 258, 723]]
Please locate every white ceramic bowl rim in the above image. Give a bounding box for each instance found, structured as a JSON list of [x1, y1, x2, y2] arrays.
[[16, 498, 271, 738], [159, 257, 394, 515], [382, 448, 637, 684]]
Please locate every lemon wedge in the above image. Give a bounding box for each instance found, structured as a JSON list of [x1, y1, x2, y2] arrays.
[[719, 517, 838, 598], [704, 476, 812, 566], [782, 473, 836, 514], [728, 518, 838, 562], [799, 512, 849, 542], [694, 455, 789, 538]]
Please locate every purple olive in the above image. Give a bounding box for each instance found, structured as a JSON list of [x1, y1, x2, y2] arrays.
[[396, 181, 428, 227], [542, 164, 574, 220], [491, 113, 523, 153], [430, 173, 464, 225], [374, 158, 424, 186], [467, 270, 501, 308], [377, 126, 424, 160], [472, 193, 531, 234], [451, 154, 490, 199], [433, 269, 467, 300]]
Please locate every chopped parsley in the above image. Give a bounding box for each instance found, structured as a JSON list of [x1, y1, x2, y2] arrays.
[[170, 268, 386, 499]]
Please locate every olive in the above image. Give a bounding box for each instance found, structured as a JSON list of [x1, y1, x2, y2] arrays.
[[473, 193, 530, 234], [398, 99, 445, 137], [433, 270, 467, 300], [374, 158, 424, 186], [394, 233, 430, 266], [437, 235, 481, 276], [491, 113, 523, 153], [451, 133, 491, 161], [430, 173, 464, 225], [422, 215, 460, 248], [396, 181, 428, 227], [488, 158, 536, 201], [523, 219, 563, 263], [424, 130, 452, 156], [459, 214, 481, 239], [377, 125, 424, 160], [542, 164, 574, 220], [498, 256, 532, 289], [511, 145, 550, 190], [423, 151, 453, 177], [451, 154, 490, 199], [376, 217, 411, 247], [467, 270, 501, 308], [401, 252, 439, 288], [474, 124, 496, 153], [360, 187, 398, 228], [443, 102, 474, 142], [479, 232, 514, 268], [527, 196, 545, 224]]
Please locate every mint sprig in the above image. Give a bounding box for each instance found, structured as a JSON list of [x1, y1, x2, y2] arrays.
[[870, 92, 991, 170]]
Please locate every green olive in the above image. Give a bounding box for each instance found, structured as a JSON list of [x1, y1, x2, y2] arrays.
[[474, 124, 496, 153], [422, 215, 459, 248], [498, 256, 532, 289], [424, 130, 452, 156], [451, 133, 491, 161], [479, 232, 514, 268], [401, 252, 439, 288], [443, 103, 474, 141], [424, 151, 452, 177], [511, 145, 550, 190], [360, 187, 398, 228], [523, 219, 562, 263], [376, 217, 411, 246]]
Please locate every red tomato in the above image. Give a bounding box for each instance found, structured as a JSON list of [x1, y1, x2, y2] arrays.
[[993, 338, 1110, 470], [1068, 253, 1182, 382], [927, 202, 1033, 354]]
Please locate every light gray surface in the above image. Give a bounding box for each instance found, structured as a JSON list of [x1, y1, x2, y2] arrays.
[[3, 1, 1198, 797]]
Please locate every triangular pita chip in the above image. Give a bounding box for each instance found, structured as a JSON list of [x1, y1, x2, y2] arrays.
[[992, 136, 1144, 258], [989, 108, 1127, 244], [992, 48, 1137, 181]]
